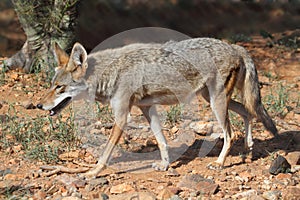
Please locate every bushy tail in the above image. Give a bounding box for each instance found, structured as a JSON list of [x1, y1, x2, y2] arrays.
[[232, 44, 278, 137]]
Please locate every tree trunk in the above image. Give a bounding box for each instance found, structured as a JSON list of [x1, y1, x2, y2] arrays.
[[0, 0, 79, 74]]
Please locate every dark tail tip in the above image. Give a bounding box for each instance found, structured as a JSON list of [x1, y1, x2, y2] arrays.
[[257, 105, 278, 138]]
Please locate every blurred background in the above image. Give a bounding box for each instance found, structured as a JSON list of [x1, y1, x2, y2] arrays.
[[0, 0, 299, 55]]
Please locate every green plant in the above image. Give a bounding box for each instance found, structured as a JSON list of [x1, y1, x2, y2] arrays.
[[263, 83, 290, 117], [0, 61, 8, 86], [229, 111, 244, 132], [261, 71, 278, 81], [229, 33, 252, 43], [0, 104, 80, 163], [277, 35, 300, 49], [260, 30, 274, 40], [165, 104, 183, 126], [95, 102, 114, 124]]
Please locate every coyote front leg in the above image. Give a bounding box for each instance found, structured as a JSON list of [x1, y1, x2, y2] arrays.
[[83, 97, 129, 179], [139, 106, 170, 171], [83, 123, 124, 178]]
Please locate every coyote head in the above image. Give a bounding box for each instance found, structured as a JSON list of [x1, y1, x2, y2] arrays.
[[37, 43, 88, 116]]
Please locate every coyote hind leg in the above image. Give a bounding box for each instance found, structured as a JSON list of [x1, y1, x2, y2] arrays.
[[228, 100, 253, 156], [201, 87, 254, 160], [205, 72, 237, 169], [139, 105, 170, 171], [207, 96, 232, 169]]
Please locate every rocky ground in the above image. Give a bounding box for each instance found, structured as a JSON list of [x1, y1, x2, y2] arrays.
[[0, 32, 300, 200]]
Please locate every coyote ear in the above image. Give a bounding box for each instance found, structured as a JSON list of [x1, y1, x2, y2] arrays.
[[67, 42, 88, 80], [53, 42, 69, 67]]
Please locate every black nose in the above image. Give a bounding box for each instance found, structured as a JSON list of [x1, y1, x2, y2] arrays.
[[37, 104, 43, 109]]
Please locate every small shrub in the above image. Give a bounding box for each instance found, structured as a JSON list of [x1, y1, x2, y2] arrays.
[[165, 104, 183, 126], [263, 83, 290, 117]]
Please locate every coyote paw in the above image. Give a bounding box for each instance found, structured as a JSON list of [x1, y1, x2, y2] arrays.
[[207, 161, 223, 170], [80, 163, 106, 180], [242, 151, 253, 163], [152, 160, 169, 171]]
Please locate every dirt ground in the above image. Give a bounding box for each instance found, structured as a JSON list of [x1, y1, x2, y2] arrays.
[[0, 18, 300, 200], [0, 32, 300, 199]]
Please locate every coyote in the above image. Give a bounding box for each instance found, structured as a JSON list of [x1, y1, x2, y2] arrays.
[[37, 38, 277, 178]]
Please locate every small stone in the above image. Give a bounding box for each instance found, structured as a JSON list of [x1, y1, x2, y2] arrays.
[[238, 171, 253, 182], [177, 174, 205, 189], [170, 126, 179, 134], [10, 73, 19, 80], [90, 128, 103, 135], [4, 173, 17, 180], [248, 195, 265, 200], [285, 151, 300, 165], [110, 183, 134, 194], [166, 167, 180, 177], [89, 192, 109, 200], [33, 191, 47, 200], [58, 151, 80, 161], [86, 177, 108, 191], [21, 100, 35, 109], [189, 121, 213, 135], [276, 173, 292, 180], [262, 190, 281, 200], [73, 179, 86, 188], [168, 187, 181, 195], [109, 192, 156, 200], [269, 155, 291, 175], [12, 144, 23, 153], [232, 189, 257, 199], [61, 197, 81, 200], [157, 188, 173, 200], [177, 174, 218, 195], [169, 195, 183, 200], [196, 180, 218, 195], [282, 186, 300, 200]]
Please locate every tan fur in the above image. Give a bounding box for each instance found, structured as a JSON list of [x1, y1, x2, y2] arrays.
[[37, 38, 277, 178]]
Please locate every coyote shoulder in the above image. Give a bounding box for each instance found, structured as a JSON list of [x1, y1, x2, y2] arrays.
[[37, 37, 277, 178]]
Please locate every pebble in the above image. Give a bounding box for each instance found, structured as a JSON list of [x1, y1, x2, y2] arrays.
[[157, 187, 174, 200], [86, 177, 108, 191], [165, 167, 180, 177], [262, 190, 281, 200], [275, 173, 292, 180], [110, 183, 134, 194], [170, 126, 179, 134], [89, 192, 109, 200], [281, 186, 300, 200], [238, 171, 253, 183], [109, 192, 156, 200], [285, 151, 300, 165], [169, 195, 183, 200], [231, 189, 257, 199], [21, 100, 35, 109], [189, 121, 213, 135], [177, 174, 219, 195], [62, 197, 81, 200]]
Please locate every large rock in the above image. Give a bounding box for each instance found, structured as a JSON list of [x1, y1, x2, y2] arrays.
[[269, 155, 291, 175]]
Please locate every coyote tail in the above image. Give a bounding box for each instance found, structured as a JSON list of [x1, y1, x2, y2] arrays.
[[232, 44, 278, 136]]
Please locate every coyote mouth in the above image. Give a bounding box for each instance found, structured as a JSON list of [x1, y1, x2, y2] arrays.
[[49, 97, 72, 116]]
